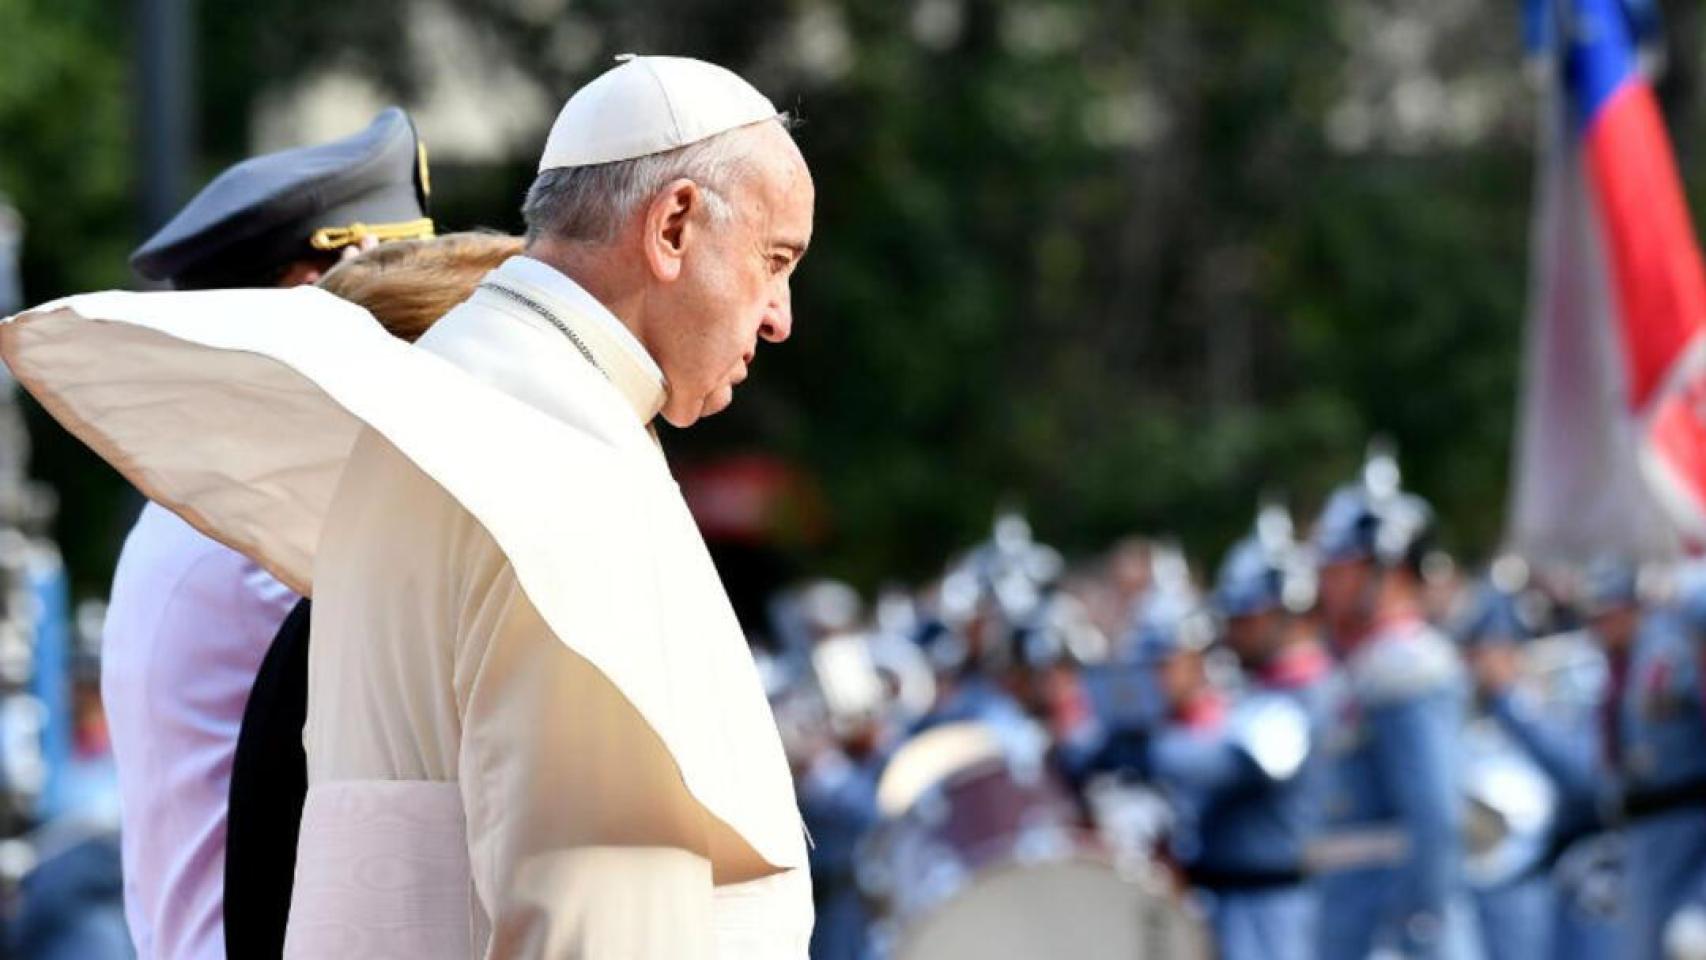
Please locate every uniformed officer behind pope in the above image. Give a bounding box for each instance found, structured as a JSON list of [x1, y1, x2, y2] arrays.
[[1, 54, 815, 958], [1308, 451, 1484, 960], [129, 107, 434, 290], [99, 108, 432, 960]]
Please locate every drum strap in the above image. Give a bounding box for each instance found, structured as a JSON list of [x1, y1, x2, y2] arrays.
[[1622, 778, 1706, 822], [1184, 864, 1307, 892]]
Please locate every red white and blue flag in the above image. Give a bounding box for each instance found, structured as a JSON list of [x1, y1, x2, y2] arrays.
[[1509, 0, 1706, 559]]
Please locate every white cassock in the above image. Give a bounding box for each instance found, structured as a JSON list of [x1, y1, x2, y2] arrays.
[[0, 256, 813, 959]]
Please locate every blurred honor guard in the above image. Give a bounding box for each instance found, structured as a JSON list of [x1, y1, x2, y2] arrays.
[[912, 513, 1059, 749], [1308, 452, 1484, 959], [796, 632, 888, 960], [100, 108, 430, 960], [1081, 511, 1331, 960], [1486, 556, 1706, 960], [1494, 558, 1706, 960], [1453, 563, 1562, 960], [1614, 564, 1706, 960], [1475, 559, 1630, 960], [1188, 506, 1334, 960]]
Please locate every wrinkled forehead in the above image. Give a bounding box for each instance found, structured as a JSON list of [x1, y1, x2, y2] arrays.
[[730, 121, 807, 191]]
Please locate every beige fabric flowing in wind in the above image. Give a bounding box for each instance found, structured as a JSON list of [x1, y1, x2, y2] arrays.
[[0, 285, 811, 956]]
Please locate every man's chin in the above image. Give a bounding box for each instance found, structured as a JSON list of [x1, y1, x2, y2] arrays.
[[659, 388, 733, 428], [699, 387, 735, 419]]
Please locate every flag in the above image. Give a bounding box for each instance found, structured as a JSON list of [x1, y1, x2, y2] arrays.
[[1509, 0, 1700, 559]]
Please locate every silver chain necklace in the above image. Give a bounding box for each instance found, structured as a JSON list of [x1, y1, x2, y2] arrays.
[[478, 280, 608, 381]]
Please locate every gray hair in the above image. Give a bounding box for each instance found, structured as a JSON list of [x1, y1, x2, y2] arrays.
[[522, 116, 792, 245]]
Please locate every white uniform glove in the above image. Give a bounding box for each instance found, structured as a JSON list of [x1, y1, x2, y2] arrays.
[[1664, 904, 1706, 960]]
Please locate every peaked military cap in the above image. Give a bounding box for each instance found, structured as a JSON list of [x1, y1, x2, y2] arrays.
[[131, 107, 433, 289]]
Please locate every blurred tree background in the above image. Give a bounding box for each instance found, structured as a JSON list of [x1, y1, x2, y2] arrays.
[[3, 0, 1702, 597]]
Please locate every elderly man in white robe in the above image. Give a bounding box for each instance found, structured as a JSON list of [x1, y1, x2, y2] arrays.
[[288, 58, 816, 957], [2, 54, 816, 960]]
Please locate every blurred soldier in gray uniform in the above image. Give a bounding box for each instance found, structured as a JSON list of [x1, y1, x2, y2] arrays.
[[1178, 507, 1334, 960], [1630, 565, 1706, 960], [912, 514, 1058, 753], [1072, 511, 1331, 960], [1453, 568, 1562, 960], [794, 636, 886, 960], [1472, 561, 1626, 960], [1484, 558, 1706, 960], [101, 109, 431, 960], [1310, 454, 1483, 959]]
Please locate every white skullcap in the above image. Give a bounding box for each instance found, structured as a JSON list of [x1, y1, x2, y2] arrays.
[[538, 55, 780, 172]]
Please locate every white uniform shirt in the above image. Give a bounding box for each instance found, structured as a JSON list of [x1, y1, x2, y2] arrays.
[[102, 502, 298, 959]]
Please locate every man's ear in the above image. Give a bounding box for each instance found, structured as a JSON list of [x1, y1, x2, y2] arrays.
[[642, 179, 701, 283], [277, 260, 327, 288]]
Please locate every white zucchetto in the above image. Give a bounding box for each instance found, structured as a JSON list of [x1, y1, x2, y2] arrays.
[[538, 55, 780, 172]]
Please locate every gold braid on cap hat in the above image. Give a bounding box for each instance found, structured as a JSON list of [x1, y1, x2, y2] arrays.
[[309, 218, 437, 251]]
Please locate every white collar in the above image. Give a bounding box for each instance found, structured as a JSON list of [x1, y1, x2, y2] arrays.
[[501, 256, 666, 386]]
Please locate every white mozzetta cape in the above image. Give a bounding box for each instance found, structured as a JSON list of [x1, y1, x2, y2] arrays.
[[0, 280, 810, 957]]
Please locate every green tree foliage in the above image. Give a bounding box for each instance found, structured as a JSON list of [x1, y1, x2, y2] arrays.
[[0, 0, 135, 590], [0, 0, 131, 295]]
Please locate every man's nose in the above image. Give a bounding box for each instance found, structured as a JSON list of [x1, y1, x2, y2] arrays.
[[759, 292, 793, 344]]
